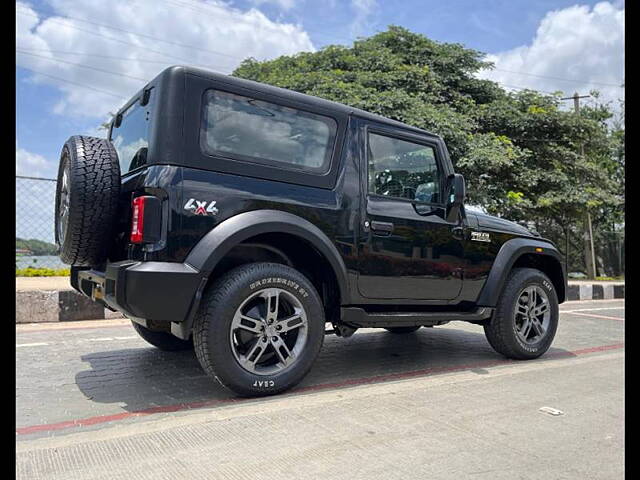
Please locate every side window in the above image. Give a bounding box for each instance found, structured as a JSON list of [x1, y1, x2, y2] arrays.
[[200, 90, 337, 173], [367, 132, 441, 203]]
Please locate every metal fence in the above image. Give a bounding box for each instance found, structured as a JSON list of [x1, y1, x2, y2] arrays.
[[16, 175, 624, 278], [16, 176, 66, 270]]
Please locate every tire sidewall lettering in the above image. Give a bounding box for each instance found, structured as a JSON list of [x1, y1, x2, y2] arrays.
[[249, 277, 310, 298]]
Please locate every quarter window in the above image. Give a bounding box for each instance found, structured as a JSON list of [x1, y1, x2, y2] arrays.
[[367, 132, 441, 203], [110, 89, 154, 175], [200, 90, 337, 173]]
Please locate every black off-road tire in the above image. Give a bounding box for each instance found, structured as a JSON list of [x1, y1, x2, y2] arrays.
[[55, 135, 121, 266], [131, 322, 193, 351], [484, 268, 559, 360], [384, 326, 421, 334], [193, 262, 325, 397]]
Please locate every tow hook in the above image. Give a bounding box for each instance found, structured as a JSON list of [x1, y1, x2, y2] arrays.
[[92, 284, 104, 302]]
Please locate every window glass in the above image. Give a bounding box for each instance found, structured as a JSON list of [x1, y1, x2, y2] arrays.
[[200, 90, 337, 173], [368, 132, 441, 203], [110, 89, 154, 175]]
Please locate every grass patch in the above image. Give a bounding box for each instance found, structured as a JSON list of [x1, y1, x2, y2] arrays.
[[16, 267, 70, 277]]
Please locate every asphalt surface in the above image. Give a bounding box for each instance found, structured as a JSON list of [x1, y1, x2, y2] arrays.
[[16, 299, 624, 479]]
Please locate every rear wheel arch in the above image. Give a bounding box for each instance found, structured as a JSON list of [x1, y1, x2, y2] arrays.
[[209, 233, 343, 322], [184, 210, 349, 325]]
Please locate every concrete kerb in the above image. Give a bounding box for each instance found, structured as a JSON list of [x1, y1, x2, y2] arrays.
[[16, 277, 124, 324], [15, 278, 624, 324], [565, 283, 625, 301]]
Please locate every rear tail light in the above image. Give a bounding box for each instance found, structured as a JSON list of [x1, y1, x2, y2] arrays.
[[130, 196, 146, 244], [129, 195, 162, 244]]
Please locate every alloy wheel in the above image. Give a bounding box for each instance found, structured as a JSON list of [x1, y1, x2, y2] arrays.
[[513, 285, 551, 345], [229, 288, 308, 376], [57, 163, 70, 245]]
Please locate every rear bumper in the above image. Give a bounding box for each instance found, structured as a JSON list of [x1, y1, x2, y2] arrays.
[[73, 261, 203, 322]]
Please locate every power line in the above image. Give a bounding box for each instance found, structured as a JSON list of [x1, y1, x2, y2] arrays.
[[18, 2, 626, 96], [498, 83, 558, 95], [492, 67, 624, 88], [18, 47, 559, 97], [16, 10, 197, 66], [17, 7, 577, 99], [18, 5, 249, 63], [15, 46, 229, 71], [16, 47, 181, 65], [17, 5, 585, 98], [17, 50, 150, 82], [17, 66, 129, 99], [17, 46, 562, 98]]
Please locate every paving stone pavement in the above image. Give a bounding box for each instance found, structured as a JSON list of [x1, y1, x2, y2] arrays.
[[16, 300, 624, 479]]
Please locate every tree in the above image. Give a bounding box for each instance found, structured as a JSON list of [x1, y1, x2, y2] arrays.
[[233, 26, 624, 275]]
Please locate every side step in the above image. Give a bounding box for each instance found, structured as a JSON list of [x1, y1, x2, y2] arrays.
[[340, 307, 493, 328]]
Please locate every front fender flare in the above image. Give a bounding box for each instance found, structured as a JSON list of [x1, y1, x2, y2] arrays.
[[476, 237, 566, 307]]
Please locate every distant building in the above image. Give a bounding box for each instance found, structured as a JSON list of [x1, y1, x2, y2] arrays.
[[16, 249, 32, 255]]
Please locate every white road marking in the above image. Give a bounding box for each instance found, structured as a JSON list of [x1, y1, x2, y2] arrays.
[[16, 342, 49, 348], [567, 312, 624, 321], [562, 307, 625, 313]]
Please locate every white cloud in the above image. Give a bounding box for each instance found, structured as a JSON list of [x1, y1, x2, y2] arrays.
[[251, 0, 297, 11], [478, 2, 624, 111], [16, 0, 315, 119], [350, 0, 377, 38], [16, 144, 55, 178]]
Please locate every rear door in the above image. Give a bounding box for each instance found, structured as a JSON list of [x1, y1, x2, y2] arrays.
[[356, 123, 464, 300]]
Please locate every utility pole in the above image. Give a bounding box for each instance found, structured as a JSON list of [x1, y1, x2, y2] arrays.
[[561, 92, 597, 278]]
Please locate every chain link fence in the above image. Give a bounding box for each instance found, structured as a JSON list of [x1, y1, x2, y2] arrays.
[[16, 176, 66, 271], [16, 175, 624, 278]]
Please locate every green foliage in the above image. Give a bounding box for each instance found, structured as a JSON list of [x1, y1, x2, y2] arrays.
[[233, 26, 624, 274], [16, 237, 59, 255], [16, 267, 70, 277]]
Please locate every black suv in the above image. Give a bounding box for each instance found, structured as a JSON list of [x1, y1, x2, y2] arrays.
[[56, 66, 566, 397]]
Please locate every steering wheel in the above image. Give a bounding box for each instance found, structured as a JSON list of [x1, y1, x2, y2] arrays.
[[375, 171, 404, 197]]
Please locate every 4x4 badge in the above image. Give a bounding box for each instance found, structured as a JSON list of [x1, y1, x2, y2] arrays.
[[184, 198, 218, 216], [471, 231, 490, 242]]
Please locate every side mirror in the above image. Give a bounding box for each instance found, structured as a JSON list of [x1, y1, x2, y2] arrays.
[[445, 173, 465, 223]]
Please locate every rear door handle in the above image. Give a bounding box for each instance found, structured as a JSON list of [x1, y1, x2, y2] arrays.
[[370, 221, 394, 235]]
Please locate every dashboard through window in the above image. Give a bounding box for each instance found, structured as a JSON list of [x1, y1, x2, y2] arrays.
[[367, 132, 441, 204]]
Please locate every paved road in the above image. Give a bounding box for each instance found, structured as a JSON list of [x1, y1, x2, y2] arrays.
[[16, 300, 624, 479]]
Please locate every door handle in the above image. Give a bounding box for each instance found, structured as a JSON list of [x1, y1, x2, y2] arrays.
[[370, 221, 394, 235]]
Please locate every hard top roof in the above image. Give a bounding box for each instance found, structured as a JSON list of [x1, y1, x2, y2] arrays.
[[158, 65, 440, 140]]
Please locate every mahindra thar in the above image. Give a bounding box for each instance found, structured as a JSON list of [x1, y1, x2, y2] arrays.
[[55, 66, 566, 397]]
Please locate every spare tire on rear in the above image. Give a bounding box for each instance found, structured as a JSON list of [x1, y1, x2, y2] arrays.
[[55, 135, 121, 266]]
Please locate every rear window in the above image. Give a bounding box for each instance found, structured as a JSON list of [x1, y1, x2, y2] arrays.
[[110, 89, 155, 175], [200, 89, 337, 173]]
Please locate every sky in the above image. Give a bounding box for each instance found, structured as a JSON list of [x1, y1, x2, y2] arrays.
[[16, 0, 625, 180]]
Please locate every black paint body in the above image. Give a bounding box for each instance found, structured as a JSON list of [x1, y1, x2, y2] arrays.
[[75, 66, 566, 331]]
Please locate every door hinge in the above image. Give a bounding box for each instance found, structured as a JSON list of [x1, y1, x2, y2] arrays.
[[452, 226, 465, 240]]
